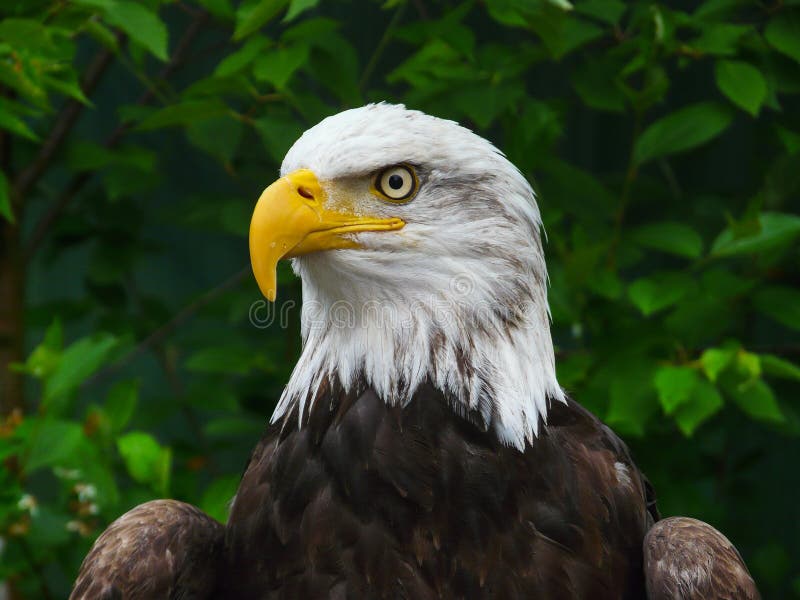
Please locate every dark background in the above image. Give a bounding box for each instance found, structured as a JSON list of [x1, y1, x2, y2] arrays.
[[1, 0, 799, 597]]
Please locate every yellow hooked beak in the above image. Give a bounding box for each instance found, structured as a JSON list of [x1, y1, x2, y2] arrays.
[[249, 169, 405, 301]]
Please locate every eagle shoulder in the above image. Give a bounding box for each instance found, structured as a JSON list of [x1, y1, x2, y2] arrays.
[[70, 499, 224, 600], [643, 516, 760, 600]]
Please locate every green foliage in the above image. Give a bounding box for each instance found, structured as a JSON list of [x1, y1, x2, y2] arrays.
[[0, 0, 798, 597]]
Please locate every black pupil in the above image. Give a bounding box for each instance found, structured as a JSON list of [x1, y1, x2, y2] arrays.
[[388, 173, 405, 190]]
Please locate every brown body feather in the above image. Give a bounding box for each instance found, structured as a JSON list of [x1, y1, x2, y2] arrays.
[[71, 384, 759, 599], [218, 381, 657, 599]]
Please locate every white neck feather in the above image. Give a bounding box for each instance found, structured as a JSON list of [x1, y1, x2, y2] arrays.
[[270, 202, 564, 450]]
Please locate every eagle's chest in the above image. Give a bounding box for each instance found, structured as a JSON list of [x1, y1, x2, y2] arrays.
[[221, 385, 651, 599]]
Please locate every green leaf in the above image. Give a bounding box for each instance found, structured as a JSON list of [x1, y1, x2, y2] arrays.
[[234, 0, 289, 41], [754, 287, 800, 331], [214, 36, 270, 77], [283, 0, 319, 22], [25, 420, 84, 473], [201, 475, 240, 523], [735, 350, 761, 380], [765, 11, 800, 64], [44, 334, 118, 405], [574, 0, 627, 24], [186, 115, 243, 163], [533, 13, 604, 59], [105, 380, 139, 433], [690, 23, 749, 56], [729, 379, 784, 423], [711, 212, 800, 256], [654, 366, 700, 414], [185, 344, 260, 375], [714, 60, 767, 116], [254, 113, 304, 163], [776, 126, 800, 154], [197, 0, 235, 19], [0, 171, 13, 223], [630, 221, 703, 258], [605, 359, 658, 436], [102, 1, 168, 61], [253, 44, 310, 88], [673, 379, 723, 436], [571, 55, 626, 112], [135, 99, 230, 131], [117, 431, 171, 494], [633, 102, 733, 165], [700, 347, 736, 382], [628, 272, 693, 316], [761, 354, 800, 382], [0, 104, 40, 141]]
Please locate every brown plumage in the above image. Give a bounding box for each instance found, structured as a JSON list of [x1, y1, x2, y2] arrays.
[[70, 383, 762, 599], [644, 517, 760, 600], [218, 382, 658, 599]]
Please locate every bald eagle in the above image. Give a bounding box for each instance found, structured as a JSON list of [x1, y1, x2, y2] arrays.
[[71, 104, 760, 600]]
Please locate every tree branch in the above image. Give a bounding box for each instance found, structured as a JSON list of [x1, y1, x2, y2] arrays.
[[11, 42, 119, 205], [24, 11, 209, 260], [85, 266, 248, 388]]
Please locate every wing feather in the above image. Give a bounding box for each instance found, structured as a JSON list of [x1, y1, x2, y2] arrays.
[[644, 516, 760, 600], [70, 499, 224, 600]]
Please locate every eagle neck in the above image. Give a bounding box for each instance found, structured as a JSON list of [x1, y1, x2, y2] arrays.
[[270, 254, 565, 449]]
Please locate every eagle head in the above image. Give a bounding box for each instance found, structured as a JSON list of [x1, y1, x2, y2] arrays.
[[249, 103, 564, 449]]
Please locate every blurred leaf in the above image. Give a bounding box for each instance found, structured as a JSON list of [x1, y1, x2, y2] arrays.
[[735, 349, 761, 380], [253, 43, 309, 88], [571, 55, 626, 112], [628, 272, 693, 316], [43, 334, 118, 406], [0, 171, 13, 223], [690, 23, 749, 56], [25, 420, 84, 473], [765, 10, 800, 64], [673, 379, 723, 436], [630, 222, 703, 258], [136, 99, 230, 130], [711, 212, 800, 256], [701, 347, 736, 382], [574, 0, 626, 24], [0, 104, 40, 141], [654, 365, 700, 414], [605, 358, 658, 436], [761, 354, 800, 382], [776, 126, 800, 154], [283, 0, 319, 22], [714, 60, 766, 116], [234, 0, 289, 41], [185, 344, 261, 375], [201, 474, 240, 522], [729, 379, 784, 423], [214, 36, 270, 77], [633, 102, 733, 165], [101, 1, 169, 61], [117, 432, 171, 494], [754, 287, 800, 331], [105, 380, 139, 433], [186, 115, 243, 163], [254, 113, 304, 162]]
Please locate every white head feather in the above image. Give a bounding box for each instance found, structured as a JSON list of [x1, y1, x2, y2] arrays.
[[271, 103, 564, 450]]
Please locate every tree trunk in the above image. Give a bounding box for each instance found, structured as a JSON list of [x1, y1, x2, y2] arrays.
[[0, 218, 23, 415]]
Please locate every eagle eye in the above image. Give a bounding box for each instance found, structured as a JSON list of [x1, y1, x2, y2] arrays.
[[374, 165, 418, 202]]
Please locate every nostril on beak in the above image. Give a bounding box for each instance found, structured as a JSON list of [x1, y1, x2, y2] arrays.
[[297, 186, 314, 200]]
